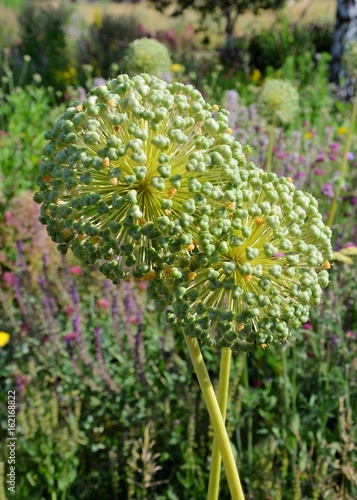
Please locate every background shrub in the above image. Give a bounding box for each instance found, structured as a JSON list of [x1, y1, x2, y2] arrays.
[[16, 1, 75, 91], [76, 13, 143, 82], [247, 17, 334, 75]]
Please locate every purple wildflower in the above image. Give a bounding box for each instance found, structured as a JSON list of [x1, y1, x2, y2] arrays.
[[321, 182, 334, 198], [315, 151, 325, 162], [313, 168, 325, 175]]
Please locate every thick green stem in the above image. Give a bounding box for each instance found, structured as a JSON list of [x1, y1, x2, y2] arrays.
[[184, 336, 244, 500], [265, 125, 275, 173], [327, 86, 357, 227], [207, 348, 232, 500]]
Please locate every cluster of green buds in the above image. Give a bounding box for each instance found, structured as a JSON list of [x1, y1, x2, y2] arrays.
[[124, 38, 172, 78], [257, 79, 299, 125], [148, 170, 333, 352], [34, 74, 332, 352], [34, 73, 249, 284]]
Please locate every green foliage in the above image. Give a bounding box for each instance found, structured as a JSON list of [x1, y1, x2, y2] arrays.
[[148, 0, 286, 54], [1, 0, 24, 8], [76, 13, 142, 80], [343, 40, 357, 78], [0, 248, 210, 498], [17, 1, 76, 91], [248, 16, 333, 75], [15, 367, 85, 497], [277, 52, 334, 128], [0, 85, 60, 203], [0, 246, 355, 497], [149, 0, 286, 17]]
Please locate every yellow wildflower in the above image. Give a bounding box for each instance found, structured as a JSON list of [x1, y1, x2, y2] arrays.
[[94, 10, 103, 30], [251, 69, 261, 83], [338, 126, 347, 134], [0, 332, 10, 347], [170, 63, 185, 73]]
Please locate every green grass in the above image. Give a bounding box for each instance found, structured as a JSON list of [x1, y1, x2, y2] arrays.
[[1, 0, 25, 9]]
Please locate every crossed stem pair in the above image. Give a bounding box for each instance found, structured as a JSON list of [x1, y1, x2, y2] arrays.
[[184, 336, 245, 500]]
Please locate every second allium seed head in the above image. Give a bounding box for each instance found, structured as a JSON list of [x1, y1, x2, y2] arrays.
[[149, 170, 333, 352]]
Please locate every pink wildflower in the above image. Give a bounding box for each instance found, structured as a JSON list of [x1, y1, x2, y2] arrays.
[[315, 151, 325, 162], [65, 306, 75, 316], [321, 183, 334, 198], [2, 272, 14, 286], [4, 211, 12, 223], [138, 281, 147, 291], [97, 298, 110, 310], [70, 266, 83, 276], [313, 168, 325, 175]]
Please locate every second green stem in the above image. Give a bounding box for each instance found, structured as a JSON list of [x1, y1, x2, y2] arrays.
[[265, 125, 275, 173], [207, 348, 232, 500]]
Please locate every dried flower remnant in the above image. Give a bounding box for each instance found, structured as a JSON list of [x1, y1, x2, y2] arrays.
[[34, 74, 250, 285], [149, 170, 333, 352]]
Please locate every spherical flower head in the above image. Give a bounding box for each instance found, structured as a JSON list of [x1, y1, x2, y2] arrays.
[[149, 170, 333, 353], [257, 79, 299, 125], [34, 73, 250, 284], [124, 38, 172, 78], [343, 40, 357, 77]]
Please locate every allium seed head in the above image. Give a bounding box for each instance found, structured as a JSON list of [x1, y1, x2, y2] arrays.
[[34, 74, 251, 284], [149, 170, 333, 352], [124, 38, 172, 78], [258, 79, 299, 125]]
